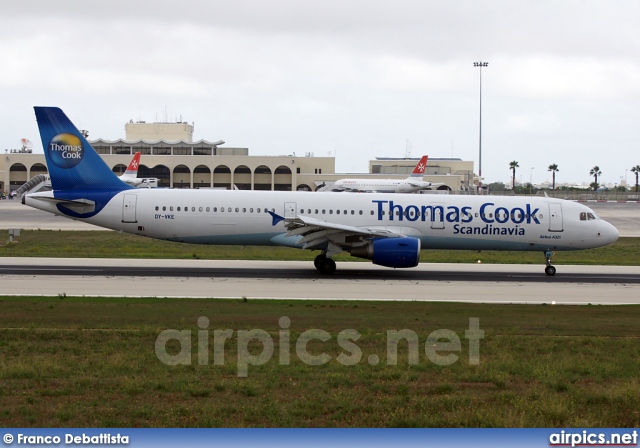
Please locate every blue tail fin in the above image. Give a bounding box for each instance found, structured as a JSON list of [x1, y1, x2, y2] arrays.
[[34, 107, 132, 192]]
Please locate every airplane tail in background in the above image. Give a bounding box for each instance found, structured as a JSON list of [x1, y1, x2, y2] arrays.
[[409, 156, 428, 178], [33, 107, 132, 192], [121, 152, 141, 180]]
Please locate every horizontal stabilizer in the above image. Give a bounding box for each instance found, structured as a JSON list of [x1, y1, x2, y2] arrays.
[[28, 195, 96, 214]]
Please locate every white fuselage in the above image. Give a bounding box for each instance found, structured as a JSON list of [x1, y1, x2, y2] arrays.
[[331, 178, 431, 193], [25, 189, 619, 252]]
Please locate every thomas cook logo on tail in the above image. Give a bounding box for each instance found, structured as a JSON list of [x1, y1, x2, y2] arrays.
[[48, 133, 84, 168]]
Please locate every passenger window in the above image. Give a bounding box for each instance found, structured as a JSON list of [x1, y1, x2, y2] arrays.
[[162, 206, 166, 211], [370, 211, 374, 215], [199, 207, 203, 212], [322, 210, 326, 214], [177, 207, 181, 211], [228, 208, 232, 212], [155, 206, 159, 211], [250, 208, 253, 213], [206, 207, 210, 212], [359, 210, 363, 215], [336, 210, 340, 214], [330, 210, 333, 214]]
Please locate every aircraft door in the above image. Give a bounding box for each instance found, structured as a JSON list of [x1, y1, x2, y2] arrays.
[[284, 202, 297, 219], [548, 203, 563, 232], [122, 194, 137, 223], [430, 204, 445, 229]]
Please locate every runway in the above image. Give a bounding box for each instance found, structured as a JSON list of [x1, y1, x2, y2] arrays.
[[1, 258, 639, 305]]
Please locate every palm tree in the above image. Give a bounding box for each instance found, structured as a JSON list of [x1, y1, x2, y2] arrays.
[[509, 160, 519, 189], [589, 166, 602, 191], [631, 165, 640, 192], [548, 164, 559, 190]]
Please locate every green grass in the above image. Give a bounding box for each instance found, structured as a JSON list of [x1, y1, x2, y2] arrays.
[[1, 230, 640, 265], [0, 297, 639, 427]]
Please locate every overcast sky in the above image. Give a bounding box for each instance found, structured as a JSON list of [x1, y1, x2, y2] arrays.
[[2, 1, 639, 186]]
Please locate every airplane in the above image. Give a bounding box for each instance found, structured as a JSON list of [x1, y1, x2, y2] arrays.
[[319, 155, 444, 193], [118, 152, 158, 188], [24, 107, 619, 276]]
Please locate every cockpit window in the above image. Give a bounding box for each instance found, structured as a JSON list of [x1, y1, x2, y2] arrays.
[[580, 212, 598, 221]]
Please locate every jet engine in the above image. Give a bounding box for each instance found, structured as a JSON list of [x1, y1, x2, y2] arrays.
[[350, 237, 421, 268]]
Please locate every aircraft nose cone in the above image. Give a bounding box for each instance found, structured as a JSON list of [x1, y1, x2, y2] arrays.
[[603, 221, 619, 245]]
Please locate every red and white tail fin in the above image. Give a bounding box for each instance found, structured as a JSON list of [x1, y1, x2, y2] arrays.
[[409, 155, 428, 178], [123, 152, 141, 177]]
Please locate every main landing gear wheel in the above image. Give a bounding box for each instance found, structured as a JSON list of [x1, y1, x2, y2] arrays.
[[314, 254, 336, 275], [544, 250, 556, 276]]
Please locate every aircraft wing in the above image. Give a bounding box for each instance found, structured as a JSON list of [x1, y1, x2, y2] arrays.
[[269, 212, 408, 250], [340, 187, 369, 193], [407, 180, 431, 188]]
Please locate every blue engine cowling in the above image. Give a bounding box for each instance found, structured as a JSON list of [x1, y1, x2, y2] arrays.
[[350, 237, 421, 268]]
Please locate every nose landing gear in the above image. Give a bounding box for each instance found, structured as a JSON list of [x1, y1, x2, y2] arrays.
[[544, 250, 556, 276]]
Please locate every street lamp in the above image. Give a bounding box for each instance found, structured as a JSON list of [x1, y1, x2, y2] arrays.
[[625, 169, 628, 187], [530, 167, 535, 195], [473, 61, 489, 191]]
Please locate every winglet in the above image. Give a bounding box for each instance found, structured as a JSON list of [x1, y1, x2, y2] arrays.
[[268, 211, 285, 226]]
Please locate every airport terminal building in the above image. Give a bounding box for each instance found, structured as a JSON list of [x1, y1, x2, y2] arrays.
[[1, 120, 475, 194]]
